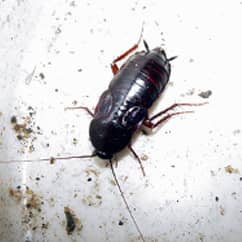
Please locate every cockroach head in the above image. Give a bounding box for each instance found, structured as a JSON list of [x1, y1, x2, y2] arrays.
[[152, 47, 172, 75], [155, 47, 177, 62], [89, 119, 132, 160], [95, 150, 113, 160]]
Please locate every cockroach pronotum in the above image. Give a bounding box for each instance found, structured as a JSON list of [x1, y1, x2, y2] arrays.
[[0, 27, 207, 242]]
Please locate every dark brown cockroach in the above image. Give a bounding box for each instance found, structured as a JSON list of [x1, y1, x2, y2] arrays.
[[0, 29, 206, 242]]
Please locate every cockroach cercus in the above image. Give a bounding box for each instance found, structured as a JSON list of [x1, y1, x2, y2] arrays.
[[1, 31, 207, 242]]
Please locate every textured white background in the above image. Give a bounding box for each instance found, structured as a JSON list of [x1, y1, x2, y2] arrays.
[[0, 0, 242, 242]]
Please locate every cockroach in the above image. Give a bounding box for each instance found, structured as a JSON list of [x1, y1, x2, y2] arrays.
[[0, 29, 206, 242]]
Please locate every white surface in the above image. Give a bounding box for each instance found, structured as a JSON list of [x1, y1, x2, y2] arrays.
[[0, 0, 242, 242]]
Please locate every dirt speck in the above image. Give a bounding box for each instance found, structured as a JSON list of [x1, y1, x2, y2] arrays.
[[64, 207, 76, 234], [198, 90, 212, 99], [41, 223, 49, 229], [10, 108, 40, 153], [180, 88, 195, 97], [82, 194, 102, 207], [9, 186, 45, 231], [10, 116, 17, 124], [233, 129, 241, 135], [72, 100, 78, 105], [219, 206, 225, 216], [231, 192, 237, 199], [9, 188, 22, 203], [210, 170, 216, 176], [85, 168, 100, 177], [39, 73, 45, 79], [96, 194, 102, 200], [118, 220, 124, 226], [224, 165, 239, 174], [64, 207, 83, 235], [25, 187, 42, 212], [110, 179, 116, 186], [72, 138, 78, 145], [141, 154, 148, 161], [49, 157, 55, 164]]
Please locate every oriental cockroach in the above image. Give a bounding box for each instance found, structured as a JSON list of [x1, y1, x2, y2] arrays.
[[0, 28, 207, 242]]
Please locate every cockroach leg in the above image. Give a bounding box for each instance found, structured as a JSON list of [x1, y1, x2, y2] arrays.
[[111, 23, 144, 75], [148, 102, 207, 122], [111, 64, 119, 75], [65, 106, 94, 117], [128, 144, 145, 177], [143, 110, 194, 129], [111, 43, 139, 75]]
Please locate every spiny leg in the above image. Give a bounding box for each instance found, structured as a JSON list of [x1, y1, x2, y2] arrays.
[[144, 111, 194, 129], [64, 106, 94, 117], [128, 144, 146, 177], [149, 102, 207, 122], [111, 23, 144, 75]]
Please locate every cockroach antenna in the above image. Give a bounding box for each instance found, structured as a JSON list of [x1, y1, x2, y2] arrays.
[[109, 159, 146, 242], [168, 55, 177, 62], [0, 153, 96, 164], [143, 40, 150, 53]]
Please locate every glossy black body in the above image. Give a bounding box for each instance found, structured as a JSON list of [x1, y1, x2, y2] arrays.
[[89, 47, 171, 159]]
